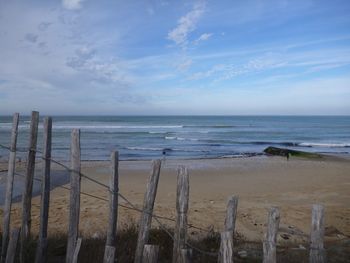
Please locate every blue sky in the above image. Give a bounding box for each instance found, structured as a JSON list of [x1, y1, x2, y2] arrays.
[[0, 0, 350, 115]]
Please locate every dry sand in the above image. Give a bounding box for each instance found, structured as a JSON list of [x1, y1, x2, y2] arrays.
[[1, 155, 350, 246]]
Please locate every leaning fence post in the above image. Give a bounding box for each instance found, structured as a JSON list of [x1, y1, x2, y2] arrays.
[[263, 207, 280, 263], [5, 228, 20, 263], [20, 111, 39, 263], [35, 117, 52, 263], [309, 204, 326, 263], [103, 151, 119, 263], [1, 113, 19, 263], [180, 248, 193, 263], [172, 166, 189, 263], [142, 244, 159, 263], [66, 129, 81, 263], [134, 160, 162, 263], [219, 231, 233, 263]]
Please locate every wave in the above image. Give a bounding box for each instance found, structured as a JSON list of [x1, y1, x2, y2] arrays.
[[87, 131, 163, 136], [50, 125, 183, 129], [230, 141, 350, 148], [173, 148, 209, 153], [220, 153, 263, 158], [125, 147, 207, 153], [165, 136, 199, 141], [149, 131, 168, 134], [167, 138, 298, 146], [165, 136, 292, 145], [249, 141, 299, 147], [183, 125, 236, 128], [162, 137, 350, 148], [298, 142, 350, 148], [126, 147, 165, 151]]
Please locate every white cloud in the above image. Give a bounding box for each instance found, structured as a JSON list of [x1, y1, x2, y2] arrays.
[[189, 54, 287, 81], [194, 32, 212, 44], [62, 0, 85, 10], [167, 0, 206, 47]]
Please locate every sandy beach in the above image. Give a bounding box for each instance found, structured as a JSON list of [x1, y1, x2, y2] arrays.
[[1, 154, 349, 248]]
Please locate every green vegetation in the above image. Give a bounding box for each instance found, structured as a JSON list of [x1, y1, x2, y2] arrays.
[[264, 147, 323, 159], [1, 224, 349, 262]]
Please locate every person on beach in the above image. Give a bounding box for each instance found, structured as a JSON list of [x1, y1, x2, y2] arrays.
[[286, 152, 291, 161], [162, 150, 166, 162]]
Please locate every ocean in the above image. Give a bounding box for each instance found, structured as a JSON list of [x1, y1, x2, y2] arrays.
[[0, 116, 349, 161]]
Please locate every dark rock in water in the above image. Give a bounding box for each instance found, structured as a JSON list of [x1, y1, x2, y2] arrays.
[[264, 146, 322, 158], [264, 147, 295, 156]]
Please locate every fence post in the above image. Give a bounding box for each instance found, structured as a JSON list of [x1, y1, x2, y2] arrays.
[[219, 231, 233, 263], [103, 151, 119, 263], [180, 249, 192, 263], [142, 244, 159, 263], [5, 228, 20, 263], [309, 204, 326, 263], [34, 117, 52, 263], [1, 113, 19, 263], [134, 159, 162, 263], [225, 196, 238, 233], [219, 195, 238, 263], [20, 110, 39, 263], [103, 246, 115, 263], [72, 237, 82, 263], [66, 129, 81, 263], [172, 166, 189, 263], [263, 207, 280, 263]]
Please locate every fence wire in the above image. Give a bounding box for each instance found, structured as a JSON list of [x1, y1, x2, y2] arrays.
[[0, 143, 218, 257]]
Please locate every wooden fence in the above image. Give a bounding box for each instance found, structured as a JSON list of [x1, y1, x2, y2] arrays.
[[0, 111, 327, 263]]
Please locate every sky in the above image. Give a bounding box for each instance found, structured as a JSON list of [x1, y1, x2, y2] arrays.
[[0, 0, 350, 115]]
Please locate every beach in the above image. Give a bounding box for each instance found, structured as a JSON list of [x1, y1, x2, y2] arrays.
[[1, 154, 349, 247]]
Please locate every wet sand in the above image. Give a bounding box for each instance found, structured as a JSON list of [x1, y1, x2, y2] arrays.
[[1, 155, 349, 246]]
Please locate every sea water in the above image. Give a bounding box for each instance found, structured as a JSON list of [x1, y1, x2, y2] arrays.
[[0, 116, 349, 160]]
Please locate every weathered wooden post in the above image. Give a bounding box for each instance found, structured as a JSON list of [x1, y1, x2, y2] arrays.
[[225, 196, 238, 233], [219, 231, 233, 263], [219, 195, 238, 263], [66, 129, 81, 263], [20, 111, 39, 263], [134, 160, 162, 263], [103, 151, 119, 263], [142, 244, 159, 263], [5, 228, 20, 263], [263, 207, 280, 263], [35, 117, 52, 263], [309, 204, 326, 263], [172, 166, 189, 263], [103, 247, 115, 263], [72, 238, 82, 263], [180, 249, 193, 263], [1, 113, 19, 263]]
